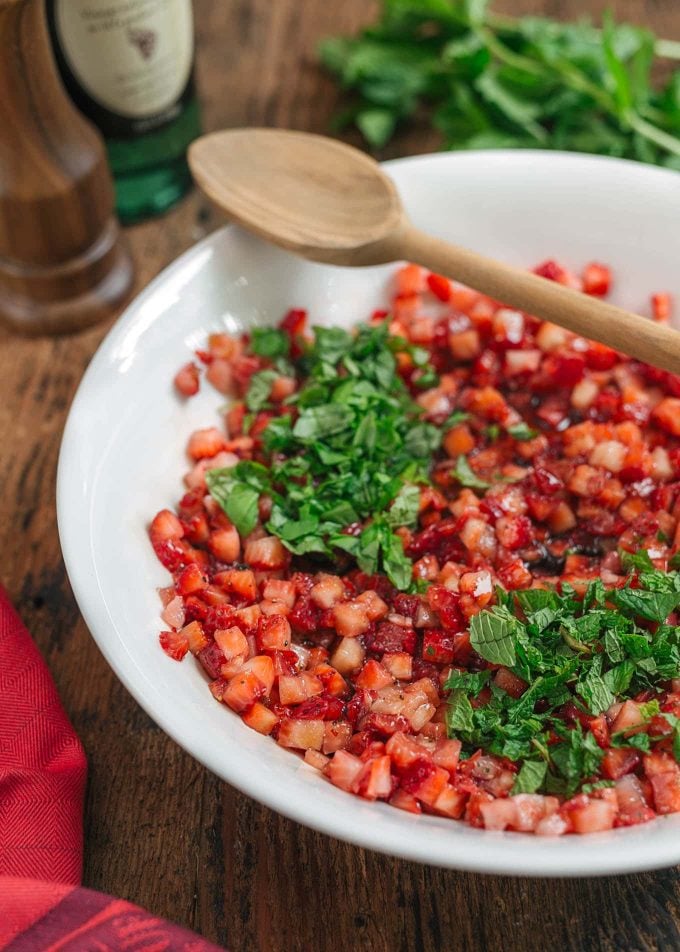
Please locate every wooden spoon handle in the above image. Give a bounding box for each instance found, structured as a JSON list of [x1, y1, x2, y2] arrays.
[[396, 224, 680, 375]]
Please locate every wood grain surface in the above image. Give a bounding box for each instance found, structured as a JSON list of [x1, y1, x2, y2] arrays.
[[1, 1, 678, 950]]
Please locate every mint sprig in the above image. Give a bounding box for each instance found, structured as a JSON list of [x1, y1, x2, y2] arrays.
[[320, 1, 680, 170]]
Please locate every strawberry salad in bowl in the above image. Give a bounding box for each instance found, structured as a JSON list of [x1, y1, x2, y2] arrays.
[[149, 258, 680, 837]]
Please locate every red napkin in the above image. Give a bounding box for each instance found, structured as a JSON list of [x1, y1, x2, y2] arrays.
[[0, 586, 224, 951]]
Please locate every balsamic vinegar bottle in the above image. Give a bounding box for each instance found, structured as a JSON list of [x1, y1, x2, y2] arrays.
[[46, 0, 202, 223]]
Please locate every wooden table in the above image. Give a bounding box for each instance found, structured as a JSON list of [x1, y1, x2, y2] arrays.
[[2, 1, 679, 949]]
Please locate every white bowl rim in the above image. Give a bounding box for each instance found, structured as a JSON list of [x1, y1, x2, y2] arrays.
[[57, 149, 680, 878]]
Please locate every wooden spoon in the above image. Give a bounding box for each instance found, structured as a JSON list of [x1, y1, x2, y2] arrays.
[[189, 128, 680, 375]]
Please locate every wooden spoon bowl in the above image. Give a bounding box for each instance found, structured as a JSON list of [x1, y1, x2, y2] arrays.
[[189, 128, 680, 375]]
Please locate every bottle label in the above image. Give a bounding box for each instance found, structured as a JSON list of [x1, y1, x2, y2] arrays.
[[54, 0, 194, 122]]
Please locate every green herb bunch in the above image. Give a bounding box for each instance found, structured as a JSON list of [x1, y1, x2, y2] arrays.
[[319, 0, 680, 168], [207, 322, 443, 588], [447, 553, 680, 796]]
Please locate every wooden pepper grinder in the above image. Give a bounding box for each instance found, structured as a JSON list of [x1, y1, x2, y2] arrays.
[[0, 0, 134, 335]]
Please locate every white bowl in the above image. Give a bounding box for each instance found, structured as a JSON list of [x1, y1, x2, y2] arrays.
[[58, 151, 680, 877]]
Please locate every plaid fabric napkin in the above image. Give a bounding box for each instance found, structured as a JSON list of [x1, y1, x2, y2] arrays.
[[0, 586, 223, 951]]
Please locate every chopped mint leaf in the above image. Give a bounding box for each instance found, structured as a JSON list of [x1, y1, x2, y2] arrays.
[[206, 470, 260, 538], [251, 327, 289, 359], [453, 455, 491, 490], [469, 608, 517, 666], [511, 759, 547, 794], [245, 370, 278, 412], [507, 422, 539, 441]]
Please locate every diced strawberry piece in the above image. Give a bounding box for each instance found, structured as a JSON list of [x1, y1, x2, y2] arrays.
[[479, 797, 518, 831], [495, 514, 532, 551], [208, 526, 241, 563], [244, 536, 289, 570], [262, 578, 296, 609], [465, 790, 495, 828], [653, 398, 680, 437], [611, 700, 646, 736], [257, 614, 292, 650], [382, 652, 413, 681], [512, 795, 556, 833], [582, 263, 611, 297], [214, 626, 249, 661], [176, 563, 208, 596], [352, 755, 394, 800], [263, 648, 299, 678], [430, 784, 466, 818], [197, 643, 226, 679], [279, 308, 308, 337], [174, 362, 200, 397], [214, 568, 257, 601], [355, 659, 394, 691], [161, 595, 185, 630], [615, 774, 655, 826], [493, 667, 527, 699], [497, 559, 532, 590], [650, 772, 680, 814], [543, 352, 585, 387], [426, 272, 451, 302], [312, 662, 347, 697], [278, 718, 324, 751], [643, 750, 679, 778], [181, 511, 210, 545], [385, 732, 431, 770], [566, 797, 618, 833], [360, 713, 411, 737], [242, 655, 275, 693], [187, 427, 226, 460], [304, 749, 330, 771], [159, 630, 189, 661], [150, 509, 184, 546], [584, 342, 618, 370], [292, 696, 345, 720], [241, 702, 278, 735], [422, 629, 455, 665], [231, 354, 261, 392], [389, 788, 422, 814], [535, 812, 569, 836], [355, 589, 389, 621], [208, 332, 238, 359], [602, 748, 640, 781], [399, 761, 444, 804], [323, 721, 353, 754], [426, 586, 465, 632], [652, 293, 672, 323], [330, 637, 366, 675], [184, 595, 210, 624], [333, 600, 371, 638], [588, 714, 610, 749], [223, 671, 265, 713], [395, 264, 425, 296], [367, 622, 417, 656], [309, 574, 345, 609], [534, 260, 568, 283], [432, 738, 462, 773], [278, 673, 323, 706], [181, 620, 208, 655], [328, 749, 364, 791]]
